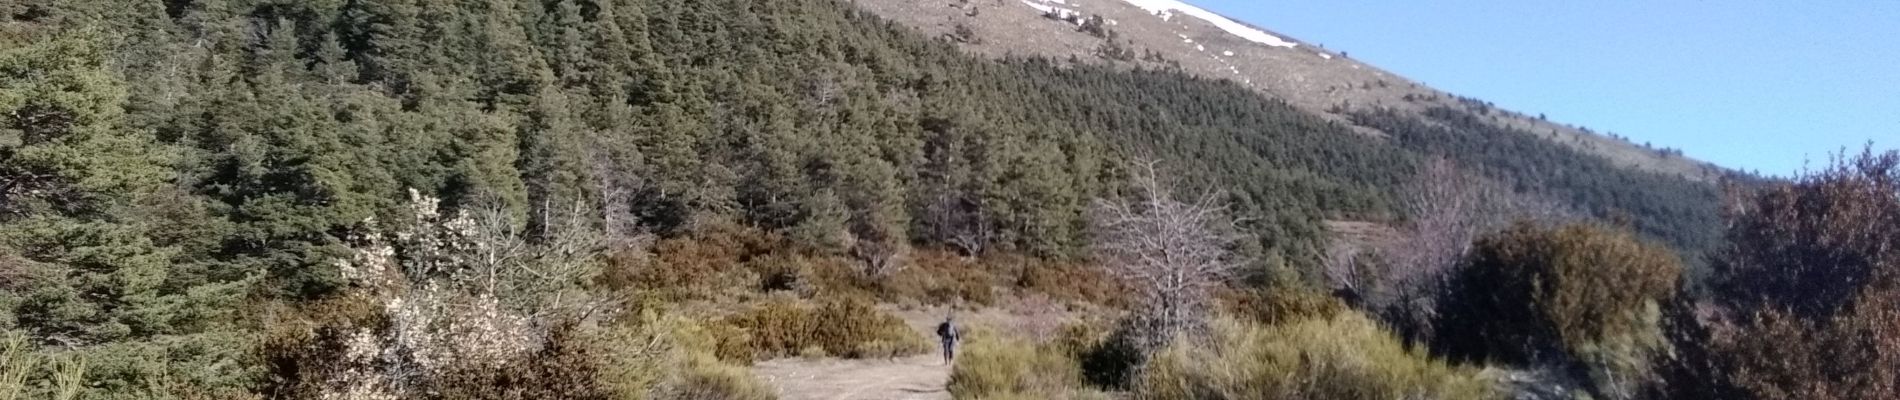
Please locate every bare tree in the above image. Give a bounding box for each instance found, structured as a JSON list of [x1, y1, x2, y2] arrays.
[[1321, 241, 1374, 306], [846, 229, 908, 279], [1336, 157, 1571, 339], [922, 189, 991, 259], [1091, 160, 1249, 349], [945, 214, 992, 259]]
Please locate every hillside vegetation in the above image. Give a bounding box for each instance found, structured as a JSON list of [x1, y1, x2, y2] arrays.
[[854, 0, 1728, 181], [3, 0, 1885, 399]]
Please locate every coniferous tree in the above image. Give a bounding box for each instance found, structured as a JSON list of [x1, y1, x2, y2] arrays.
[[1, 30, 252, 399]]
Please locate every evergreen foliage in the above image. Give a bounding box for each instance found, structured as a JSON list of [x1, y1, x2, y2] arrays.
[[1, 0, 1739, 396], [1349, 106, 1723, 261], [1, 29, 254, 399]]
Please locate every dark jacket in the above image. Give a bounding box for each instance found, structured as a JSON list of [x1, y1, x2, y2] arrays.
[[936, 320, 959, 342]]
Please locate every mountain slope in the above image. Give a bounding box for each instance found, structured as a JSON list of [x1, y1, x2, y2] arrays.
[[852, 0, 1726, 181]]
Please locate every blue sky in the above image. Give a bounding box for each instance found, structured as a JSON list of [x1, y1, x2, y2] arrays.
[[1190, 0, 1898, 176]]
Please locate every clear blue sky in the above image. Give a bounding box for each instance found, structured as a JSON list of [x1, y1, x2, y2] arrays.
[[1190, 0, 1898, 176]]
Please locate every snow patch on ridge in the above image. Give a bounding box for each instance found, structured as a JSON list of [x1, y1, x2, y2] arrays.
[[1118, 0, 1298, 48], [1021, 0, 1084, 22]]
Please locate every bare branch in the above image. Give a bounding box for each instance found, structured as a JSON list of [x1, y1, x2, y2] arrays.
[[1342, 157, 1574, 340], [1091, 160, 1249, 349]]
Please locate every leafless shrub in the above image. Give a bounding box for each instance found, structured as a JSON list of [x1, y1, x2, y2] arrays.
[[1090, 160, 1249, 350], [1005, 293, 1071, 343], [844, 229, 909, 280], [397, 190, 613, 322]]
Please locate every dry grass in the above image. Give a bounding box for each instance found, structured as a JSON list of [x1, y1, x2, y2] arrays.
[[715, 296, 930, 361], [947, 328, 1112, 400], [2, 333, 87, 400], [1134, 313, 1499, 400]]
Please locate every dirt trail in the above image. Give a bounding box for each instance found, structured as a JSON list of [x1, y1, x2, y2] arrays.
[[752, 353, 952, 400], [751, 304, 1086, 400], [751, 306, 963, 400]]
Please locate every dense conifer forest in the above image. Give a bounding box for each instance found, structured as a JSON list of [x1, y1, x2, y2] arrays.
[[3, 0, 1433, 302], [7, 0, 1888, 399]]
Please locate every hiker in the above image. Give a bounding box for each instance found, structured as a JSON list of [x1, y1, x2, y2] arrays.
[[936, 312, 960, 365]]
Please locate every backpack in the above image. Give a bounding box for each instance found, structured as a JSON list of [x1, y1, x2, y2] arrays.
[[937, 321, 956, 341]]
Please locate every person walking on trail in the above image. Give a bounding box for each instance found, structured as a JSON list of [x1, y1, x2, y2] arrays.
[[936, 312, 960, 365]]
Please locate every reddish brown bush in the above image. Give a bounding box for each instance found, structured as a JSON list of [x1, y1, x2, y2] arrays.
[[600, 223, 786, 300], [881, 249, 999, 305], [1695, 147, 1900, 400], [1019, 258, 1125, 307], [1220, 286, 1347, 326]]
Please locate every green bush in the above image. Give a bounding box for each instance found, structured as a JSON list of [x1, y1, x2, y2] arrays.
[[717, 296, 928, 361], [1433, 222, 1680, 396], [948, 329, 1110, 400], [1134, 313, 1498, 400]]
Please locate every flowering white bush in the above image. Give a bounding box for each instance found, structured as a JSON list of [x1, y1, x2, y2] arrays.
[[313, 190, 612, 399]]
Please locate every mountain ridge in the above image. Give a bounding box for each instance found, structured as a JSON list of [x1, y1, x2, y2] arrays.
[[851, 0, 1728, 181]]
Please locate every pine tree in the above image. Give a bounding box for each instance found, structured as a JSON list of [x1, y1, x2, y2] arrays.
[[1, 30, 252, 398]]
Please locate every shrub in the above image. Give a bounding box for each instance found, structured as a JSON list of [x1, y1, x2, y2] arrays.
[[607, 223, 785, 301], [1711, 147, 1899, 316], [258, 196, 778, 400], [1133, 313, 1498, 400], [948, 329, 1110, 400], [263, 298, 777, 400], [641, 312, 779, 400], [1017, 258, 1124, 307], [717, 296, 928, 361], [1221, 286, 1346, 326], [877, 250, 998, 306], [1066, 321, 1143, 390], [669, 358, 776, 400], [1432, 222, 1680, 397], [431, 323, 619, 400], [1695, 148, 1900, 400]]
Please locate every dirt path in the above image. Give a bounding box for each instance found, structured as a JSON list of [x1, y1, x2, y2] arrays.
[[752, 353, 952, 400], [750, 304, 1086, 400], [752, 306, 963, 400]]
